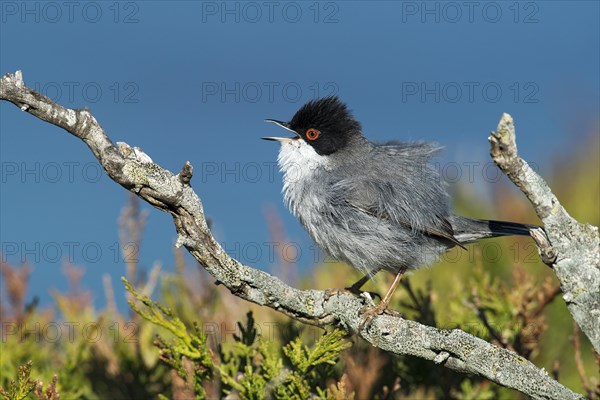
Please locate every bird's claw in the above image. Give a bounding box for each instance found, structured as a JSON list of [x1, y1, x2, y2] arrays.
[[358, 303, 401, 331]]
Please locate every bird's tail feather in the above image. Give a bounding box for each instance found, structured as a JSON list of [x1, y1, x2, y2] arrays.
[[451, 216, 539, 244]]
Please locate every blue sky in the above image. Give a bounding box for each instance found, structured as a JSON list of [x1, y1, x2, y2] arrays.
[[1, 1, 599, 312]]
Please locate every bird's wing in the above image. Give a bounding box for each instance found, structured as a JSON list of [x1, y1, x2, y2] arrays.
[[330, 162, 465, 248], [348, 199, 465, 248], [346, 191, 465, 248]]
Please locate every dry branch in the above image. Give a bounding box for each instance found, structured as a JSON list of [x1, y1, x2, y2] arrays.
[[490, 114, 600, 353]]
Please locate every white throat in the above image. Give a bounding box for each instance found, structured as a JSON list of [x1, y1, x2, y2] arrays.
[[277, 139, 329, 211]]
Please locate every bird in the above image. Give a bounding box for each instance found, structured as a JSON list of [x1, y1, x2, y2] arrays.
[[262, 96, 536, 325]]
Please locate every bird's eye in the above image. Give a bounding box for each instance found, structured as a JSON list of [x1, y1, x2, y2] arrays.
[[305, 128, 320, 141]]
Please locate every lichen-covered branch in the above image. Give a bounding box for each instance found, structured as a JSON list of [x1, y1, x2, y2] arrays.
[[0, 71, 584, 399], [490, 113, 600, 353]]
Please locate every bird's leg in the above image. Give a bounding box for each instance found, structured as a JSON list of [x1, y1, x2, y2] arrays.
[[346, 274, 382, 300], [324, 273, 381, 301], [346, 274, 371, 294], [359, 269, 405, 330]]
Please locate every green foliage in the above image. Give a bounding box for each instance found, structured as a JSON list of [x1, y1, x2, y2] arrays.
[[0, 361, 37, 400], [0, 361, 59, 400], [451, 379, 496, 400], [275, 329, 352, 399], [124, 277, 214, 399], [124, 278, 353, 399]]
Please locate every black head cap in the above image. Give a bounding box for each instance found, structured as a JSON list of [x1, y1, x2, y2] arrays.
[[288, 96, 362, 156]]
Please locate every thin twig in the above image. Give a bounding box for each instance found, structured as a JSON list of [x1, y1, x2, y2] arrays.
[[573, 322, 592, 399]]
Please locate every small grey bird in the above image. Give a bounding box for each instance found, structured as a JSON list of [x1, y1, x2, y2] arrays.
[[263, 96, 536, 322]]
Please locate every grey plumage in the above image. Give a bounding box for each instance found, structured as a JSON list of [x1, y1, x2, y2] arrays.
[[264, 96, 536, 281]]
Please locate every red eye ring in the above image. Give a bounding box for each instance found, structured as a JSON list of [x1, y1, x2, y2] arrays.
[[306, 128, 320, 141]]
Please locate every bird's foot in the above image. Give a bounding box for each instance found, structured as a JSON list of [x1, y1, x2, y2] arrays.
[[323, 287, 354, 301], [363, 290, 382, 301], [345, 284, 382, 300], [358, 303, 401, 331], [323, 287, 381, 301]]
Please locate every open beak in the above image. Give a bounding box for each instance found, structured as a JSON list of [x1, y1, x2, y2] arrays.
[[262, 119, 300, 142]]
